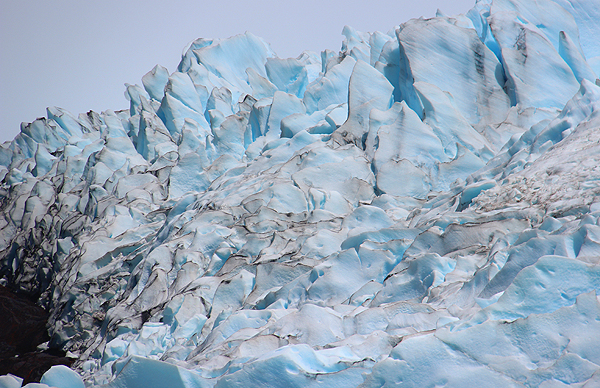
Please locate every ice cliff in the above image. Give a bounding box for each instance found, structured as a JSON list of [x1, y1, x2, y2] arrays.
[[2, 0, 600, 386]]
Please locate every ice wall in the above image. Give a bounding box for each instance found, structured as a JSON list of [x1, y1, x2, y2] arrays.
[[1, 0, 600, 387]]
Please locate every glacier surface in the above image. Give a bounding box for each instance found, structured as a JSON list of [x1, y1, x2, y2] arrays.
[[2, 0, 600, 386]]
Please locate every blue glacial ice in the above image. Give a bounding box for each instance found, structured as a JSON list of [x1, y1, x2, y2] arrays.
[[1, 0, 600, 387]]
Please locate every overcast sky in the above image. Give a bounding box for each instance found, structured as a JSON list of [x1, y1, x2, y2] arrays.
[[0, 0, 475, 143]]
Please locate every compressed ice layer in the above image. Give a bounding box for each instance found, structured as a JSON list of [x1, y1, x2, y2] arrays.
[[2, 0, 600, 386]]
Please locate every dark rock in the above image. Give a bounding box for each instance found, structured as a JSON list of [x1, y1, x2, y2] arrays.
[[0, 285, 49, 358], [0, 351, 75, 384], [0, 285, 74, 383]]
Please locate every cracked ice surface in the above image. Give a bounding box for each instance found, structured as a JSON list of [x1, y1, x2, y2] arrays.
[[2, 0, 600, 387]]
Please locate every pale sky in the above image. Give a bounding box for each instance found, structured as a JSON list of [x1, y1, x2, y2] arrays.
[[0, 0, 476, 143]]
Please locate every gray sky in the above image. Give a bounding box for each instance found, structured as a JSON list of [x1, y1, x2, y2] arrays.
[[0, 0, 475, 143]]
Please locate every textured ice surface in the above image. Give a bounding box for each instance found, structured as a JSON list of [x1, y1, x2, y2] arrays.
[[1, 0, 600, 386]]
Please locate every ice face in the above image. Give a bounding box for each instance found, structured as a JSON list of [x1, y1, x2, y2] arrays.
[[553, 0, 600, 76], [395, 15, 511, 125], [1, 0, 600, 387], [39, 365, 85, 388]]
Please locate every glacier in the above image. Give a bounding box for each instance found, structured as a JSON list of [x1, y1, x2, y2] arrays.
[[2, 0, 600, 386]]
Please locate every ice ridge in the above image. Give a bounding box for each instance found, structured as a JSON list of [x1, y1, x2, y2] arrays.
[[1, 0, 600, 387]]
